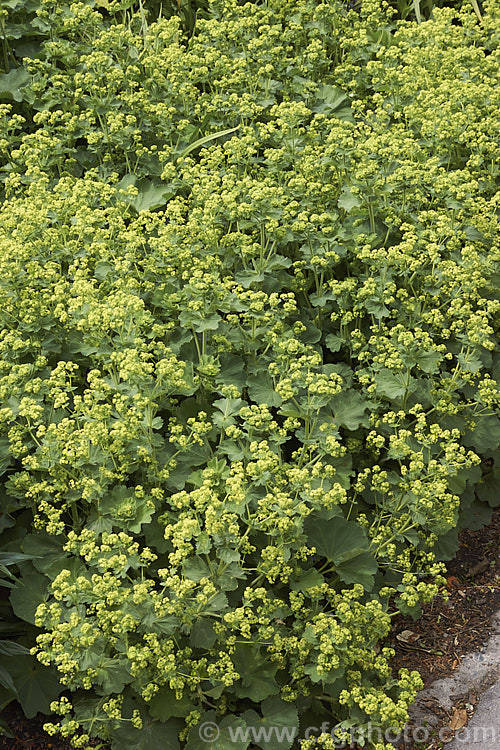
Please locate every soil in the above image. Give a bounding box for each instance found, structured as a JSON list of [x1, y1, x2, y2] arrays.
[[0, 706, 74, 750], [387, 506, 500, 749], [1, 509, 499, 750]]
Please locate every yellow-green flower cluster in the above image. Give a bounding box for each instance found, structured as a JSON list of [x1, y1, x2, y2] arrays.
[[1, 0, 499, 747]]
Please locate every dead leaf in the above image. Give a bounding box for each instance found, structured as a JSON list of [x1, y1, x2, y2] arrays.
[[447, 576, 461, 589], [468, 557, 490, 577], [396, 629, 419, 644], [449, 708, 468, 731], [440, 728, 454, 743], [420, 697, 439, 707], [452, 659, 459, 669]]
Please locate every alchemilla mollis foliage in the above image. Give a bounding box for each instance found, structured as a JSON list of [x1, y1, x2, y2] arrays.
[[0, 0, 499, 747]]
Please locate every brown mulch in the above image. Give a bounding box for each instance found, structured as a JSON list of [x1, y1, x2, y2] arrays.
[[0, 704, 73, 750], [1, 510, 499, 749], [387, 506, 500, 749], [0, 702, 106, 750]]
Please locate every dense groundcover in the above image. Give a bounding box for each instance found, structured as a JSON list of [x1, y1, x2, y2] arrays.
[[0, 0, 499, 748]]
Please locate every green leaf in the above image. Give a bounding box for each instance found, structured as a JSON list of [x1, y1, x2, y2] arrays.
[[289, 568, 325, 591], [212, 398, 245, 418], [185, 712, 249, 750], [204, 592, 228, 614], [329, 390, 370, 431], [216, 561, 246, 591], [9, 572, 48, 624], [312, 85, 354, 121], [394, 596, 421, 619], [375, 369, 414, 400], [233, 644, 279, 702], [0, 552, 34, 567], [0, 715, 13, 738], [98, 485, 155, 533], [0, 640, 29, 656], [94, 260, 114, 281], [0, 67, 30, 102], [178, 309, 221, 333], [202, 682, 225, 699], [297, 317, 322, 344], [433, 527, 459, 561], [149, 685, 196, 721], [143, 518, 171, 554], [189, 619, 218, 649], [310, 291, 336, 307], [0, 437, 14, 475], [166, 441, 212, 490], [111, 716, 181, 750], [20, 533, 66, 578], [414, 350, 442, 374], [215, 356, 246, 390], [457, 352, 483, 373], [193, 314, 222, 333], [116, 173, 137, 191], [0, 664, 17, 696], [325, 334, 343, 352], [325, 453, 353, 489], [464, 225, 487, 242], [247, 374, 282, 407], [218, 440, 245, 461], [303, 515, 377, 590], [464, 415, 500, 453], [303, 663, 343, 684], [182, 556, 211, 582], [234, 269, 266, 288], [149, 615, 179, 635], [218, 548, 241, 564], [364, 298, 389, 319], [460, 499, 493, 531], [337, 189, 362, 212], [476, 469, 500, 507], [122, 177, 175, 213], [265, 254, 292, 271], [95, 659, 133, 694], [6, 656, 63, 718], [242, 696, 299, 750]]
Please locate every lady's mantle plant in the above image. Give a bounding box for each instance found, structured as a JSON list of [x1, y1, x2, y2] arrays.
[[0, 0, 499, 748]]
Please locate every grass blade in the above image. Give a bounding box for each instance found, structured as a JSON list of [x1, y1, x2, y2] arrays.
[[413, 0, 422, 24], [469, 0, 483, 22], [178, 126, 239, 160]]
